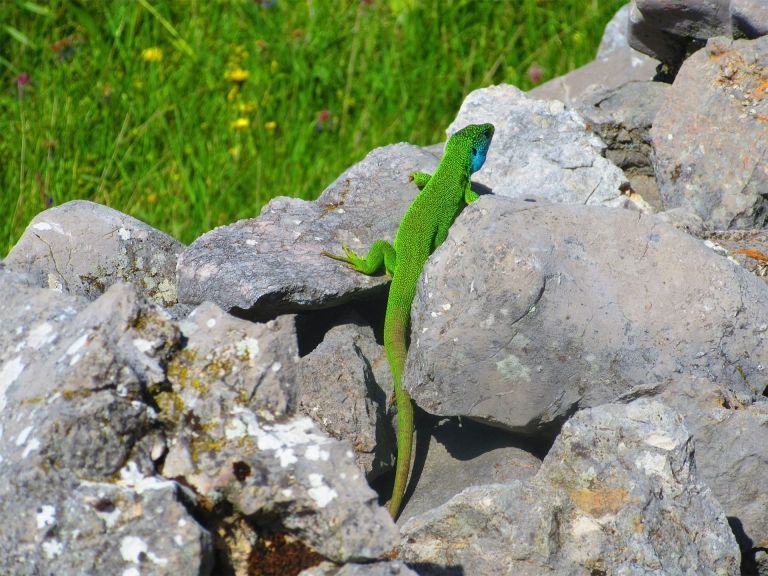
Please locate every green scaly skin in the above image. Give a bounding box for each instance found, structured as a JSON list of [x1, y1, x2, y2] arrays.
[[322, 123, 495, 519]]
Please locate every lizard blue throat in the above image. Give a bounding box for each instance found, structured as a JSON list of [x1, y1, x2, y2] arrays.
[[465, 124, 493, 173]]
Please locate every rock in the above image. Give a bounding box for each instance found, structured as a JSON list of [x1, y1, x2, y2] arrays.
[[0, 276, 397, 573], [157, 303, 398, 565], [1, 477, 213, 576], [449, 84, 631, 208], [398, 416, 541, 524], [651, 36, 768, 230], [404, 196, 768, 432], [732, 0, 768, 37], [659, 377, 768, 571], [597, 3, 641, 57], [628, 0, 732, 73], [577, 80, 669, 210], [530, 4, 659, 104], [171, 300, 301, 420], [177, 144, 439, 317], [0, 282, 177, 479], [400, 399, 740, 575], [299, 313, 394, 479], [5, 200, 183, 309], [629, 0, 768, 74], [0, 281, 213, 574]]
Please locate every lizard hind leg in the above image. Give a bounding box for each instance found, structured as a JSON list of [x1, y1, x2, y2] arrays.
[[322, 239, 397, 276]]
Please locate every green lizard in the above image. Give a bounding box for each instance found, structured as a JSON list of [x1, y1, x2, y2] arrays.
[[323, 123, 495, 519]]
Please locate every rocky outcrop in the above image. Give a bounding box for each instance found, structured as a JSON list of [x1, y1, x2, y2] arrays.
[[5, 3, 768, 574]]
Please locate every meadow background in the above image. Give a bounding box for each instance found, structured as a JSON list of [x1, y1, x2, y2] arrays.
[[1, 0, 626, 256]]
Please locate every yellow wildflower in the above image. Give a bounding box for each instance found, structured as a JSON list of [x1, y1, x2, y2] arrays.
[[227, 86, 240, 102], [147, 192, 158, 204], [270, 60, 279, 74], [142, 47, 163, 62], [264, 121, 277, 131], [228, 146, 241, 159], [237, 102, 257, 113], [225, 68, 250, 83], [231, 118, 250, 130]]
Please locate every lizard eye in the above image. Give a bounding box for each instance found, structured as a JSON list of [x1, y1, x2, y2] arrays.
[[471, 147, 478, 156]]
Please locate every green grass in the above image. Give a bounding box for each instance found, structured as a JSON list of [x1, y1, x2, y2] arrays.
[[1, 0, 626, 255]]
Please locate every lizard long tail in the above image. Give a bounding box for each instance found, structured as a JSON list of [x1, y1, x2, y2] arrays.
[[384, 302, 413, 519]]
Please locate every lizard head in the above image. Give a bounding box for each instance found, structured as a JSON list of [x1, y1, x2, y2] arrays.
[[448, 123, 495, 174]]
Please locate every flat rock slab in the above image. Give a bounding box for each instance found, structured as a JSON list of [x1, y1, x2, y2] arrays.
[[398, 417, 541, 524], [405, 196, 768, 432], [400, 400, 739, 575], [5, 200, 183, 308], [177, 144, 439, 316], [449, 84, 630, 207], [651, 36, 768, 229]]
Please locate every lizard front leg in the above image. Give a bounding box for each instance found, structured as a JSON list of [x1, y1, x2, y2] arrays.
[[464, 183, 479, 204], [409, 171, 432, 190], [322, 239, 397, 276]]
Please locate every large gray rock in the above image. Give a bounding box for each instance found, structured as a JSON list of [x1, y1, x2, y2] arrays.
[[400, 399, 740, 575], [651, 36, 768, 230], [5, 200, 183, 309], [449, 84, 631, 208], [0, 280, 213, 574], [177, 144, 439, 316], [299, 314, 394, 479], [0, 271, 397, 573], [404, 196, 768, 432], [157, 302, 398, 565], [530, 4, 658, 104], [577, 80, 669, 210]]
